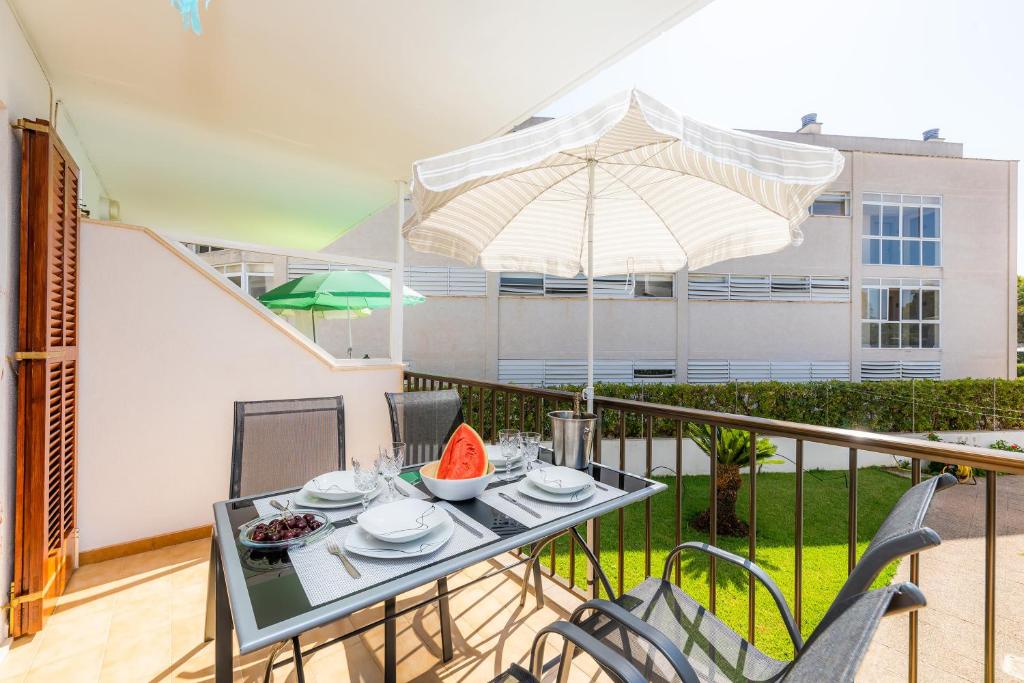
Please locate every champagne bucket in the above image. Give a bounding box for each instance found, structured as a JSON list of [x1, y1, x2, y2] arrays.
[[548, 410, 598, 470]]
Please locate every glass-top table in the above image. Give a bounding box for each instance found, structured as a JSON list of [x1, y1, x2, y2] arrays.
[[209, 459, 665, 683]]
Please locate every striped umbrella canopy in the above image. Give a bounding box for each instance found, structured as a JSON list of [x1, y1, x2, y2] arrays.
[[259, 270, 424, 355], [403, 89, 844, 409]]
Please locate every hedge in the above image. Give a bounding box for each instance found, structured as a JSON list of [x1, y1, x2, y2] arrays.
[[450, 378, 1024, 441]]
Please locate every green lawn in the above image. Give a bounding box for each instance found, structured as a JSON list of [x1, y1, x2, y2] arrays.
[[536, 467, 908, 660]]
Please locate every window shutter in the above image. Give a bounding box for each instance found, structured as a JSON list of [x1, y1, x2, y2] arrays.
[[12, 120, 80, 636]]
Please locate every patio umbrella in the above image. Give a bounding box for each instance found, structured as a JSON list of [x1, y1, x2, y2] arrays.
[[259, 271, 425, 357], [403, 89, 844, 410]]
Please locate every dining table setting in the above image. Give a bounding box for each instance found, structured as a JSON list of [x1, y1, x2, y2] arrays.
[[209, 418, 666, 683]]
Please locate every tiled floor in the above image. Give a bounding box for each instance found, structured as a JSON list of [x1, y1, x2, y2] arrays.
[[0, 540, 605, 682]]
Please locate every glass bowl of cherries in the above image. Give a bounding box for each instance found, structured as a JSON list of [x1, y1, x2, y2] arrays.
[[238, 511, 331, 550]]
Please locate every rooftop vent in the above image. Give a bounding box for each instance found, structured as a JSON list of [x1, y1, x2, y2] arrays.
[[797, 113, 822, 134], [922, 128, 942, 142]]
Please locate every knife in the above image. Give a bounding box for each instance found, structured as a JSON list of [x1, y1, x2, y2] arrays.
[[450, 512, 484, 538], [499, 492, 542, 519]]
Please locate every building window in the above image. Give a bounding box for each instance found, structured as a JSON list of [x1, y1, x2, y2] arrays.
[[498, 273, 673, 298], [862, 194, 941, 266], [809, 192, 850, 217], [688, 273, 850, 302], [861, 278, 940, 349], [215, 262, 274, 298], [686, 360, 850, 384], [498, 359, 676, 386]]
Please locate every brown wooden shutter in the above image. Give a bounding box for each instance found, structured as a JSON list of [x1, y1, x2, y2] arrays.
[[11, 119, 80, 636]]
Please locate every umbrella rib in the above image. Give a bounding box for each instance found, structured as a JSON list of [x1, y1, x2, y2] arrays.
[[418, 161, 585, 216], [596, 163, 692, 268], [592, 140, 676, 197]]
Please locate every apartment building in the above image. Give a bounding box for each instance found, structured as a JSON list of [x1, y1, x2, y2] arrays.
[[200, 117, 1018, 385]]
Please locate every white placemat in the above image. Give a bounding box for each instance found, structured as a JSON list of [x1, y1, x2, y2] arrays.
[[252, 477, 427, 523], [477, 477, 627, 528], [285, 502, 498, 607]]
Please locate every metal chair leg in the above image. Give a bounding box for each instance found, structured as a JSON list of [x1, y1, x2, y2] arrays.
[[204, 534, 217, 642], [262, 641, 289, 683], [437, 578, 454, 662], [557, 639, 577, 683]]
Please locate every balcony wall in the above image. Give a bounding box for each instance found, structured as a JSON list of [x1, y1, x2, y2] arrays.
[[78, 221, 402, 551]]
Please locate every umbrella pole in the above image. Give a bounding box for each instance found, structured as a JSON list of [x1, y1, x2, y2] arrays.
[[585, 159, 596, 415], [347, 313, 353, 359], [311, 310, 317, 343]]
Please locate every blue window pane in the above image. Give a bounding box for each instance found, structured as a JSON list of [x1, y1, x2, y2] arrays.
[[922, 241, 940, 266], [902, 239, 921, 265], [922, 207, 940, 238], [862, 323, 879, 347], [863, 238, 881, 264], [882, 239, 901, 264], [901, 323, 921, 348], [881, 323, 900, 348], [902, 206, 921, 237], [881, 206, 900, 236], [863, 204, 881, 235]]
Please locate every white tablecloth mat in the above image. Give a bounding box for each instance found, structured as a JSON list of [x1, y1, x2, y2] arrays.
[[477, 477, 627, 528], [285, 502, 498, 607], [252, 477, 427, 523]]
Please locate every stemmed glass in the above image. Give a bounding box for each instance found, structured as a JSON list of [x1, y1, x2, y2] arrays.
[[352, 459, 381, 517], [521, 431, 541, 471], [498, 429, 522, 482], [378, 442, 406, 502]]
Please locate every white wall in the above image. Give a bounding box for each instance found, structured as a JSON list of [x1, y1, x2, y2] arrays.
[[78, 221, 402, 551], [0, 3, 105, 639]]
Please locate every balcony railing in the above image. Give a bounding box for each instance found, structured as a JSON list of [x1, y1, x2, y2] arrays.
[[404, 370, 1024, 683]]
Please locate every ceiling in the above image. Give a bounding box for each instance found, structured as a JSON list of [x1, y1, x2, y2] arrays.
[[11, 0, 709, 249]]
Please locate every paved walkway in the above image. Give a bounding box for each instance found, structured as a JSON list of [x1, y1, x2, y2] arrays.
[[861, 474, 1024, 682]]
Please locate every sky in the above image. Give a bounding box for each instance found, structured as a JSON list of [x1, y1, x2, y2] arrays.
[[540, 0, 1024, 273]]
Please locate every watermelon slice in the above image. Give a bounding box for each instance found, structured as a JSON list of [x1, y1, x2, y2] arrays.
[[436, 423, 489, 480]]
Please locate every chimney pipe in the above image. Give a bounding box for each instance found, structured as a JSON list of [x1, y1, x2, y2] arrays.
[[797, 113, 822, 134]]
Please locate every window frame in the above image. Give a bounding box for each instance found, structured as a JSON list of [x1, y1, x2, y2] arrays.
[[860, 278, 941, 349], [809, 192, 851, 217], [861, 193, 942, 267], [215, 261, 275, 298]]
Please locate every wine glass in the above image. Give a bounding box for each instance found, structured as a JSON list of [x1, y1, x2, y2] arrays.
[[498, 429, 522, 482], [378, 442, 406, 502], [521, 431, 541, 471], [352, 459, 380, 517]]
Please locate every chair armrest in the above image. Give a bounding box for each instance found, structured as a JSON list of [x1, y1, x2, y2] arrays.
[[529, 621, 648, 683], [663, 541, 803, 650], [570, 599, 700, 683]]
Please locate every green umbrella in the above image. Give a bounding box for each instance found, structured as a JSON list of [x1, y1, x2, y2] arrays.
[[259, 271, 425, 356]]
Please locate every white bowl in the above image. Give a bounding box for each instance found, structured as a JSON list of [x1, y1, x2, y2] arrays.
[[526, 466, 593, 494], [304, 471, 361, 501], [420, 461, 495, 501], [357, 499, 448, 543]]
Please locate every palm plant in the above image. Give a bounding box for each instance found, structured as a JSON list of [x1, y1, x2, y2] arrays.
[[687, 424, 777, 535]]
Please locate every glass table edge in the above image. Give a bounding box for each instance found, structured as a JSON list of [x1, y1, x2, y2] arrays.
[[214, 465, 667, 654]]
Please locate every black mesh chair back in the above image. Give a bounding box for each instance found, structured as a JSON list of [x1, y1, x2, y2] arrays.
[[385, 390, 464, 466], [825, 472, 955, 621], [230, 396, 346, 498]]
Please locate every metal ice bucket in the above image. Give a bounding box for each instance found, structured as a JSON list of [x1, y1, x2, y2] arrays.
[[548, 410, 598, 470]]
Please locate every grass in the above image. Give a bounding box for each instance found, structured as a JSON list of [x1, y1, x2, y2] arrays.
[[534, 467, 909, 661]]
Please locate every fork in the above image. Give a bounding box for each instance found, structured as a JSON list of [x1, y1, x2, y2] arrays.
[[326, 537, 361, 579]]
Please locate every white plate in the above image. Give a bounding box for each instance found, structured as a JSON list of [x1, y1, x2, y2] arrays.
[[305, 471, 362, 501], [485, 443, 522, 465], [527, 466, 593, 494], [517, 477, 596, 504], [345, 514, 454, 559], [293, 480, 383, 509], [357, 499, 449, 543]]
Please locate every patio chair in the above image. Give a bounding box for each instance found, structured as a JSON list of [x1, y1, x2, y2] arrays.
[[497, 471, 957, 683], [492, 581, 927, 683], [207, 395, 345, 680], [229, 395, 346, 498], [384, 389, 464, 466]]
